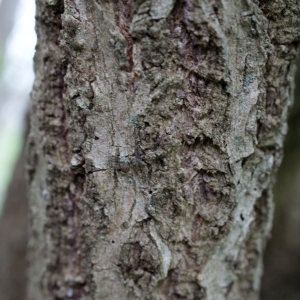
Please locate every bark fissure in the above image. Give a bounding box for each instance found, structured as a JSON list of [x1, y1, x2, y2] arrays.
[[27, 0, 300, 299], [27, 1, 92, 299]]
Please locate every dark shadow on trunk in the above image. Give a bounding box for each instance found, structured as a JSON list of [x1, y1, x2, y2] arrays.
[[261, 57, 300, 300]]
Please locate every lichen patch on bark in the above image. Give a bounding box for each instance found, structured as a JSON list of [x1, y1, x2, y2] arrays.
[[27, 0, 300, 299]]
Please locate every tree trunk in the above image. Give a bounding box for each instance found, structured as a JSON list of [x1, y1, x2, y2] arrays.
[[261, 57, 300, 300], [26, 1, 300, 299]]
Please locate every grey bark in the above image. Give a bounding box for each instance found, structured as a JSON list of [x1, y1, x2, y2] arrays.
[[26, 0, 300, 300], [261, 57, 300, 300]]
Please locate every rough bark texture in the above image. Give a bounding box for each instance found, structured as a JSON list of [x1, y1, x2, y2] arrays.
[[261, 58, 300, 300], [26, 0, 300, 299]]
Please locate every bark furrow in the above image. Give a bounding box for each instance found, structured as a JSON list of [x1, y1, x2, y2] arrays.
[[27, 0, 300, 299]]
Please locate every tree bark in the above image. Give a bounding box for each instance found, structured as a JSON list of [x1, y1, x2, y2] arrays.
[[26, 1, 300, 299], [261, 57, 300, 300]]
